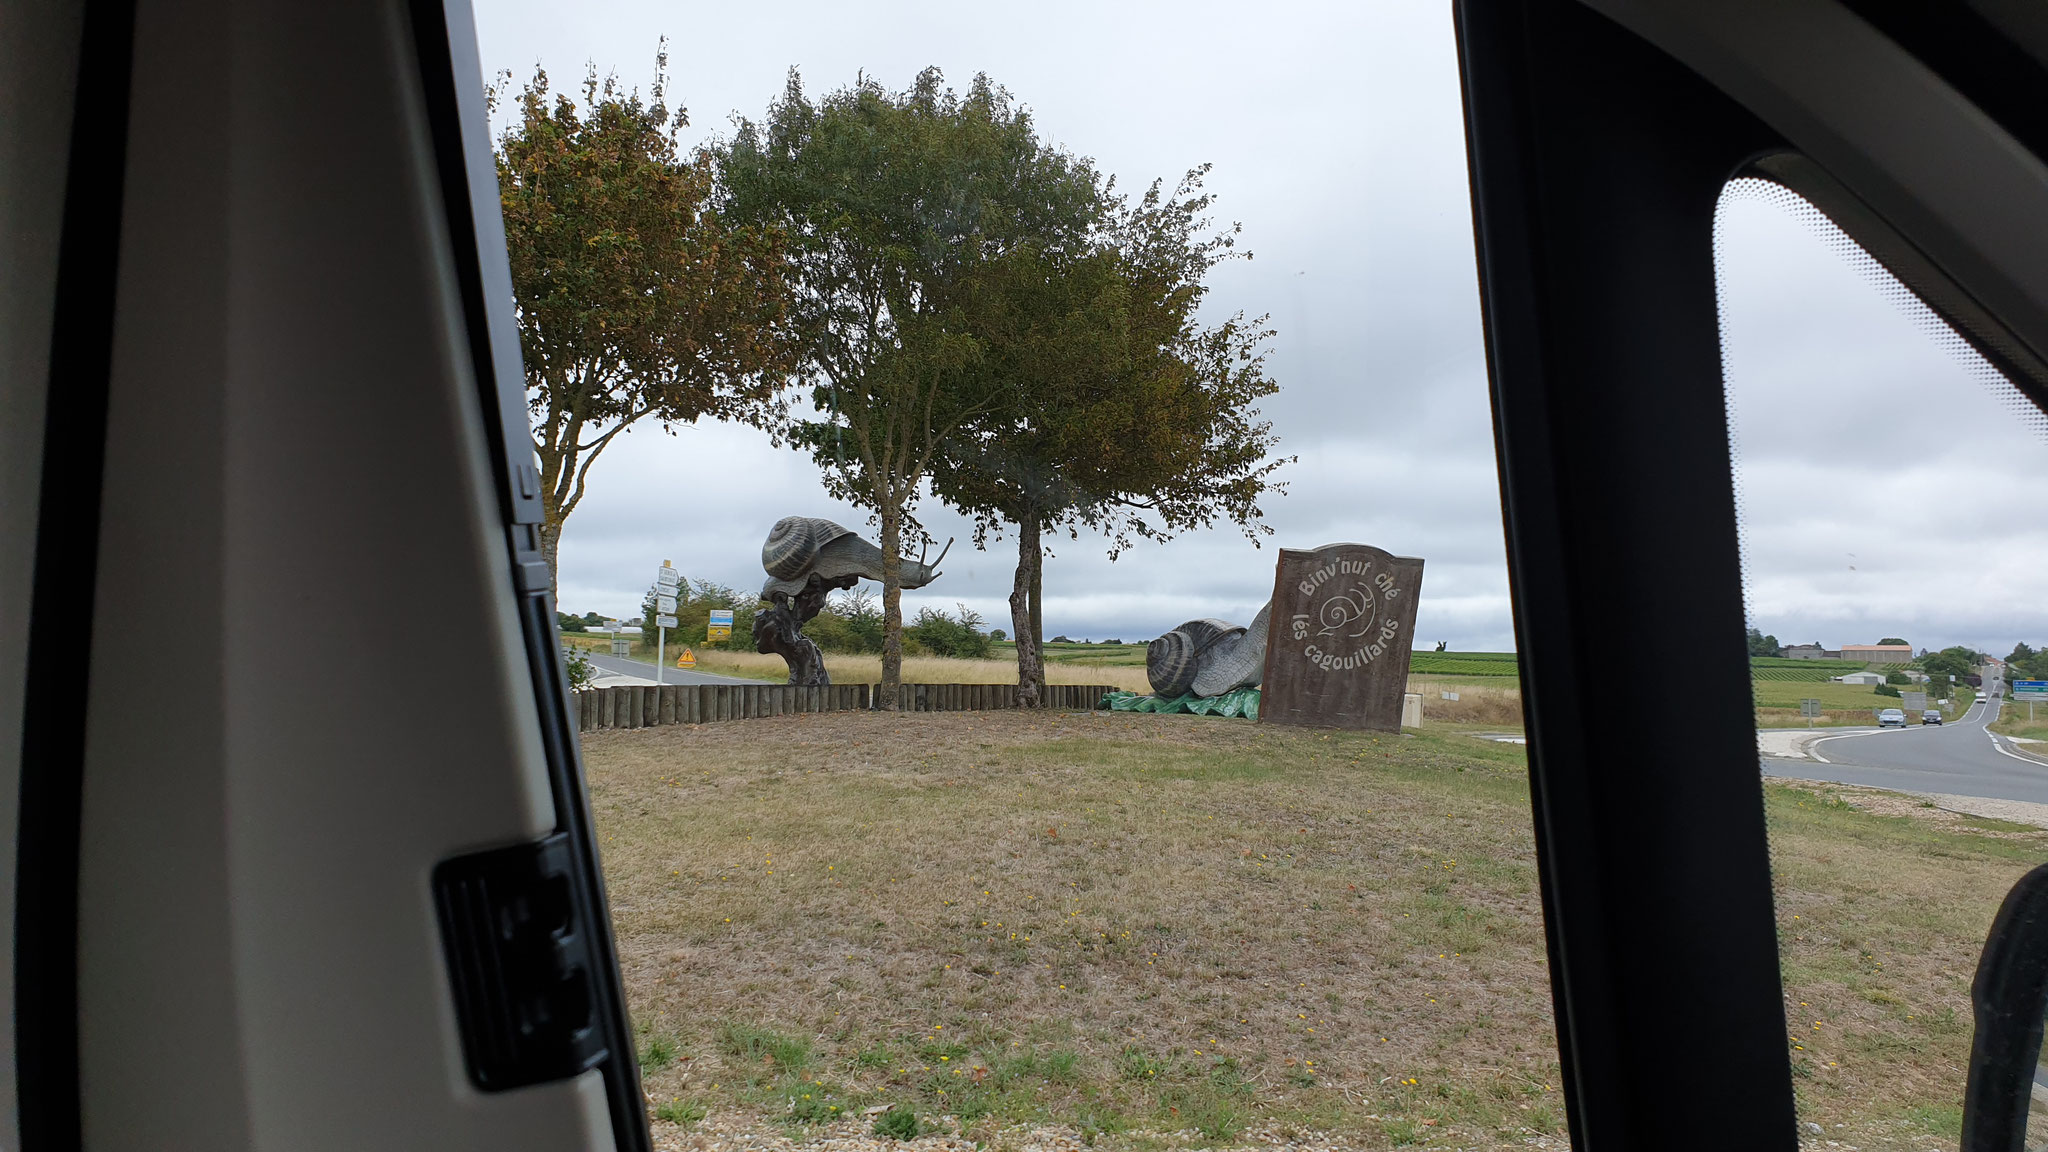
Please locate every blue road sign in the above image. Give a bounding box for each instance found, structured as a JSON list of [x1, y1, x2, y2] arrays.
[[2015, 679, 2048, 699]]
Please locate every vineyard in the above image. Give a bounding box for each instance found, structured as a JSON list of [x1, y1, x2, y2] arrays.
[[1407, 651, 1522, 677], [1750, 657, 1875, 682]]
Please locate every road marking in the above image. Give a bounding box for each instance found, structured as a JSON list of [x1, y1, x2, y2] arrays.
[[1988, 729, 2048, 768], [1807, 726, 1921, 764]]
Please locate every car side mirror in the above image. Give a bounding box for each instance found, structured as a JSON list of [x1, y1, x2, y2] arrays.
[[1962, 862, 2048, 1150]]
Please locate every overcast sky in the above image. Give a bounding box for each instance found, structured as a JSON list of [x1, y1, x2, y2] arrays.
[[473, 1, 2048, 656]]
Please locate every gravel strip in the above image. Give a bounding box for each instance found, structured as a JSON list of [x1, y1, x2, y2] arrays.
[[651, 1115, 1566, 1152]]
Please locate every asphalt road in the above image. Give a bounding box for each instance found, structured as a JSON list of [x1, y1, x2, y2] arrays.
[[577, 650, 768, 686], [1762, 692, 2048, 805]]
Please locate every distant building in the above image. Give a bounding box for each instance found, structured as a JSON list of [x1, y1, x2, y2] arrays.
[[1833, 670, 1887, 685], [1780, 643, 1840, 660], [1840, 643, 1913, 664]]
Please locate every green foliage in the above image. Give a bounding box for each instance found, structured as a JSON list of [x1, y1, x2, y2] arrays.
[[720, 67, 1104, 695], [1118, 1045, 1167, 1081], [1875, 683, 1901, 697], [907, 603, 994, 659], [989, 628, 1006, 642], [716, 1022, 812, 1072], [1745, 627, 1781, 657], [639, 1035, 679, 1071], [931, 166, 1289, 560], [872, 1105, 922, 1141], [2008, 642, 2048, 681], [801, 587, 886, 654], [557, 611, 587, 633], [492, 48, 795, 590], [778, 1079, 848, 1124], [1878, 637, 1909, 646], [925, 164, 1290, 696], [1921, 646, 1980, 681], [1885, 670, 1911, 685], [563, 649, 595, 691], [642, 578, 757, 651], [653, 1098, 707, 1125]]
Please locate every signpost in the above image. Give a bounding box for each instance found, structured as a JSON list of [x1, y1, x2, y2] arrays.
[[654, 561, 681, 684], [708, 609, 733, 642], [1800, 698, 1822, 728], [2017, 680, 2048, 721], [1901, 691, 1927, 713]]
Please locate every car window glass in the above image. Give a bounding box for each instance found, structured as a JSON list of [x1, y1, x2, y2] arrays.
[[476, 4, 1568, 1144], [1718, 175, 2048, 1147]]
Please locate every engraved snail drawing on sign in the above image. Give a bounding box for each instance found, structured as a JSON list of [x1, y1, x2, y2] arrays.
[[1287, 556, 1405, 672]]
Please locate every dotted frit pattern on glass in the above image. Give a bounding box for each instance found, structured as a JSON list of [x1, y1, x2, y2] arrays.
[[1712, 176, 2048, 636]]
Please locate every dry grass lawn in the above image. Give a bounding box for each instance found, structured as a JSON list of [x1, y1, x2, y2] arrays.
[[583, 711, 2040, 1150]]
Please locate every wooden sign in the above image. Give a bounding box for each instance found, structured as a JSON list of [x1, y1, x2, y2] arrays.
[[1259, 543, 1425, 731]]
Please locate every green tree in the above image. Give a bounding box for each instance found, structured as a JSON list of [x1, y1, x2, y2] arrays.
[[1745, 627, 1781, 658], [1877, 636, 1909, 646], [1921, 646, 1979, 681], [930, 170, 1287, 704], [720, 67, 1102, 707], [494, 49, 795, 595], [640, 578, 756, 652]]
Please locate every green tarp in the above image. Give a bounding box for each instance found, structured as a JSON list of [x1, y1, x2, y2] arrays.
[[1102, 687, 1260, 720]]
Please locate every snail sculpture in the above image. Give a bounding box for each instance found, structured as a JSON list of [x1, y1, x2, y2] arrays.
[[760, 517, 943, 602], [1147, 602, 1272, 699], [752, 517, 949, 686]]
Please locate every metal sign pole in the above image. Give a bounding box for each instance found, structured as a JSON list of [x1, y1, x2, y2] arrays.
[[655, 560, 683, 687]]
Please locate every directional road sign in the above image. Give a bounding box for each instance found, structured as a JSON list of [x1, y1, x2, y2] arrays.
[[1799, 699, 1822, 718], [657, 564, 680, 588], [2016, 680, 2048, 701], [657, 614, 678, 629], [657, 594, 677, 614]]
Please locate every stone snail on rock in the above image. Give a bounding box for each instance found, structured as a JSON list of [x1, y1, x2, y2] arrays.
[[1146, 602, 1272, 698], [758, 516, 948, 602], [753, 516, 953, 688]]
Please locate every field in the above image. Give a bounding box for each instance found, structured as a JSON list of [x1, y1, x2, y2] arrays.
[[584, 710, 2039, 1150], [1990, 699, 2048, 742], [1750, 657, 1877, 682], [1752, 678, 1964, 728]]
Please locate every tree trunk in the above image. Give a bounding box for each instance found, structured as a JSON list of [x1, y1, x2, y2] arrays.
[[539, 517, 564, 603], [1010, 518, 1045, 707], [1029, 553, 1043, 658], [879, 504, 904, 710]]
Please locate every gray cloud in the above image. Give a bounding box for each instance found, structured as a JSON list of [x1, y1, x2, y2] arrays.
[[478, 1, 2048, 659]]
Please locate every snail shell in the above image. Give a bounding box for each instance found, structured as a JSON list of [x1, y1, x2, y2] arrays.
[[758, 516, 942, 601], [1191, 602, 1270, 697], [1147, 619, 1236, 697], [762, 517, 859, 581], [1147, 602, 1273, 699]]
